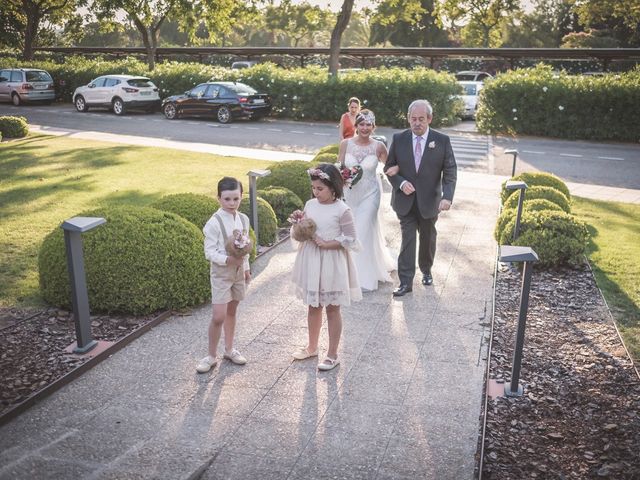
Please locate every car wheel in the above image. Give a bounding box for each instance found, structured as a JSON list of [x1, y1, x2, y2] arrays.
[[11, 93, 21, 106], [112, 97, 126, 115], [74, 95, 88, 112], [217, 106, 232, 124], [163, 103, 177, 120]]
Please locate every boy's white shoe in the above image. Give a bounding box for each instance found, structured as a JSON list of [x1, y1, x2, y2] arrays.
[[223, 349, 247, 365], [196, 355, 217, 373]]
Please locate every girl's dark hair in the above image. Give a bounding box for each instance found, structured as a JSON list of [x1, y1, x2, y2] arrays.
[[217, 176, 243, 196], [309, 163, 344, 200], [348, 97, 361, 107]]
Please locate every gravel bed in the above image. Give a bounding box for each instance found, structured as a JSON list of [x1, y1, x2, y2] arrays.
[[483, 263, 640, 479], [0, 307, 156, 417]]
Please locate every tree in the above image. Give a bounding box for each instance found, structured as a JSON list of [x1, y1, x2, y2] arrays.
[[561, 30, 619, 48], [437, 0, 520, 47], [573, 0, 640, 47], [371, 0, 449, 46], [1, 0, 82, 59], [263, 0, 332, 47], [502, 0, 577, 48], [328, 0, 355, 76]]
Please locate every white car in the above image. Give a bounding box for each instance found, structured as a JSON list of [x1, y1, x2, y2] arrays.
[[455, 70, 493, 82], [73, 75, 161, 115], [458, 81, 484, 119]]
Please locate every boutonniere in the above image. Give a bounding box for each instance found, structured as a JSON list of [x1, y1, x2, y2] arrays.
[[428, 141, 436, 149]]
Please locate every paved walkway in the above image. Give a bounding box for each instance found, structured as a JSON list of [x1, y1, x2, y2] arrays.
[[0, 170, 503, 479]]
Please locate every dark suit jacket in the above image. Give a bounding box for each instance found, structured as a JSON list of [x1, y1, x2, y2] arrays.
[[384, 128, 457, 219]]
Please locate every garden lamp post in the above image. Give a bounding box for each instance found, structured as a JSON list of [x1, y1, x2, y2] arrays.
[[61, 216, 106, 354], [247, 169, 271, 246], [498, 245, 539, 397], [505, 149, 518, 177], [505, 180, 528, 241]]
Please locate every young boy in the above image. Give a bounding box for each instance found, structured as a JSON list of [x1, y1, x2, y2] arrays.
[[197, 177, 251, 373]]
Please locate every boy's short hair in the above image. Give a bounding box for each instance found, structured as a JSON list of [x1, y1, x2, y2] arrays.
[[218, 177, 243, 196]]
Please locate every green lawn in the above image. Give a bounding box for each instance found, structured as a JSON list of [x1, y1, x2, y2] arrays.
[[0, 134, 273, 307], [573, 197, 640, 362]]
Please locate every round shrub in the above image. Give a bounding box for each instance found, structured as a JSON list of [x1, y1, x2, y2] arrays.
[[503, 185, 571, 213], [239, 195, 278, 245], [38, 206, 210, 315], [494, 199, 564, 242], [499, 210, 589, 268], [256, 160, 312, 203], [312, 152, 338, 164], [501, 172, 571, 204], [257, 186, 303, 226], [150, 193, 219, 230], [317, 143, 339, 155], [0, 116, 28, 138]]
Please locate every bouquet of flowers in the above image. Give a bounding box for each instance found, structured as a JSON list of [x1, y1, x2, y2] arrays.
[[288, 210, 316, 242], [338, 164, 363, 189], [225, 229, 252, 258]]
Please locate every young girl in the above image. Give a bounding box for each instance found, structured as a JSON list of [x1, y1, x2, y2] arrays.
[[290, 163, 362, 371], [197, 177, 251, 373]]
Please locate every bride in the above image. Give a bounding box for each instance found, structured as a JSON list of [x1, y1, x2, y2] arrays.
[[337, 109, 396, 291]]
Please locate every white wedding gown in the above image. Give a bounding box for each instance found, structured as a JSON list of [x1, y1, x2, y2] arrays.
[[343, 139, 395, 291]]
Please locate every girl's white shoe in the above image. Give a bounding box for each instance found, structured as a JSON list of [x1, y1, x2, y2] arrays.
[[318, 357, 340, 371], [292, 347, 319, 360]]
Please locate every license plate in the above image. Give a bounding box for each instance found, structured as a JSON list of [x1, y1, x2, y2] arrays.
[[252, 99, 264, 104], [34, 84, 48, 90], [139, 91, 151, 96]]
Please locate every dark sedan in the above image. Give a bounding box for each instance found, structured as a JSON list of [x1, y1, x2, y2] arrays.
[[162, 81, 271, 123]]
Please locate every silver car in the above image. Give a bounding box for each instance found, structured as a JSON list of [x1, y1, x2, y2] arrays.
[[0, 68, 55, 105]]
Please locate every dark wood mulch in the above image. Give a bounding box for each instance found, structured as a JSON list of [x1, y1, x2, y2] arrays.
[[0, 308, 156, 417], [483, 263, 640, 479]]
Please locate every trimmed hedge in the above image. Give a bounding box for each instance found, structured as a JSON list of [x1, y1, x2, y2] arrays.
[[499, 210, 589, 268], [257, 186, 303, 226], [503, 185, 571, 213], [150, 193, 219, 230], [501, 172, 571, 204], [494, 199, 564, 242], [4, 56, 462, 127], [317, 143, 339, 155], [0, 116, 29, 138], [38, 206, 210, 315], [312, 152, 339, 164], [239, 195, 278, 245], [256, 160, 313, 202], [477, 64, 640, 142]]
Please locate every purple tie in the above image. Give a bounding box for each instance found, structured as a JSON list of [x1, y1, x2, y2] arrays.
[[414, 136, 423, 170]]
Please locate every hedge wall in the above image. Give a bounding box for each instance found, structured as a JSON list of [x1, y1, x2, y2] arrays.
[[476, 64, 640, 142], [2, 56, 462, 128]]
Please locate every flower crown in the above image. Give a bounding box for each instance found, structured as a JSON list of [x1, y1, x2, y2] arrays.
[[307, 168, 330, 180], [356, 110, 375, 125]]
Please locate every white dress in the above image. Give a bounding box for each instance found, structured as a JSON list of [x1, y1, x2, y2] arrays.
[[343, 139, 395, 291], [291, 199, 362, 307]]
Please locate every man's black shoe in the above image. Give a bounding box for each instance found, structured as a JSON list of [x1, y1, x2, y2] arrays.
[[392, 284, 413, 297], [421, 273, 433, 286]]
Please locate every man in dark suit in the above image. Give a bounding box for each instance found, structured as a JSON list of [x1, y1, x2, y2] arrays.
[[384, 99, 457, 297]]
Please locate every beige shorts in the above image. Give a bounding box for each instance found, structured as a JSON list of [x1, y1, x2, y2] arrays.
[[210, 263, 246, 304]]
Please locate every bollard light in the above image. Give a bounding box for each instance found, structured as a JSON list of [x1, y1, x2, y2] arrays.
[[247, 169, 271, 247], [505, 149, 518, 177], [61, 216, 106, 353], [505, 180, 528, 241], [499, 245, 538, 397]]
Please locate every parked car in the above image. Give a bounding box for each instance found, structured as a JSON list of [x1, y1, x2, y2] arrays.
[[457, 81, 484, 119], [455, 71, 493, 82], [162, 81, 272, 123], [231, 60, 258, 69], [73, 75, 161, 115], [0, 68, 55, 105]]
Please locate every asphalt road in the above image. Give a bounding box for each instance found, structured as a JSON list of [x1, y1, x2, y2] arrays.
[[1, 103, 638, 188]]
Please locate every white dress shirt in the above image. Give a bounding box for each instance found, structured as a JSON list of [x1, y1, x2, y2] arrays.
[[203, 208, 250, 270]]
